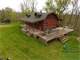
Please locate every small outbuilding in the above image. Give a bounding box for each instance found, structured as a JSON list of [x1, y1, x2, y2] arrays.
[[21, 12, 59, 31], [21, 12, 73, 44]]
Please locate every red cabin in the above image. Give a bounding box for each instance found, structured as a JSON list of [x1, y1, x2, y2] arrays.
[[21, 12, 73, 44], [22, 12, 59, 31]]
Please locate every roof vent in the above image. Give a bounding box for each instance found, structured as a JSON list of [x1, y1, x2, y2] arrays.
[[34, 12, 42, 18], [26, 14, 31, 18]]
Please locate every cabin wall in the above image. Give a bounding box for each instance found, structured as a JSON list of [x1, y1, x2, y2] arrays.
[[25, 22, 43, 31], [25, 22, 32, 27], [34, 21, 43, 30], [25, 14, 59, 31]]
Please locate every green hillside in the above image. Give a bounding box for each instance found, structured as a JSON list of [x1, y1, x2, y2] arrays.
[[0, 23, 80, 60]]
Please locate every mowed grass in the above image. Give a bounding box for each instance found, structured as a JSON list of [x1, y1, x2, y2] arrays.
[[0, 23, 80, 60]]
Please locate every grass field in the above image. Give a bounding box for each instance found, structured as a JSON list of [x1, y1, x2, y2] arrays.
[[0, 23, 80, 60]]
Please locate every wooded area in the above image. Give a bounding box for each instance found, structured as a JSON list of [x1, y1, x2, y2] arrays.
[[0, 7, 17, 23]]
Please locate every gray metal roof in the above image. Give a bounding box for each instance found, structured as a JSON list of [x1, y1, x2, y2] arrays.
[[21, 13, 47, 23], [21, 12, 58, 23]]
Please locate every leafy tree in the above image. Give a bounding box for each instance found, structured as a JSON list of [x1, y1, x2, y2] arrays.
[[44, 0, 55, 12], [44, 0, 72, 15], [0, 7, 17, 23], [44, 0, 72, 26]]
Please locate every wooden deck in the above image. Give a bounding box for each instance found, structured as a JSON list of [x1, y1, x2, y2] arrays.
[[38, 28, 73, 44], [22, 26, 74, 44]]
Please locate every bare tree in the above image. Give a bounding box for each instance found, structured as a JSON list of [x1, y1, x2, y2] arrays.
[[67, 0, 78, 27], [73, 0, 80, 30], [21, 0, 37, 15]]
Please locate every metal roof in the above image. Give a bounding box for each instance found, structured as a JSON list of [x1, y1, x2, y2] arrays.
[[21, 12, 58, 23]]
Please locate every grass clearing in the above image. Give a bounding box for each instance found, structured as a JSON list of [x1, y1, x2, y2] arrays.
[[0, 23, 80, 60]]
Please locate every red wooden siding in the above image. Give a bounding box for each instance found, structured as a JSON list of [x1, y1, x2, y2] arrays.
[[34, 21, 43, 30]]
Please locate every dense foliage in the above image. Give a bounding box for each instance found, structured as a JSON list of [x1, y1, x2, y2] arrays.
[[0, 7, 17, 23]]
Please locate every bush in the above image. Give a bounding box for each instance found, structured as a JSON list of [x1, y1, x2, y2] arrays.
[[0, 18, 11, 24]]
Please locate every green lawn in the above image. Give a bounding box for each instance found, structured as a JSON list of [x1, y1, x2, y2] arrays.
[[0, 23, 80, 60]]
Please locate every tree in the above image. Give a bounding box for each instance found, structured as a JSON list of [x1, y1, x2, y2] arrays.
[[21, 0, 37, 16], [44, 0, 72, 15], [67, 0, 79, 26], [44, 0, 72, 26], [72, 0, 79, 28], [0, 7, 17, 23], [44, 0, 55, 12]]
